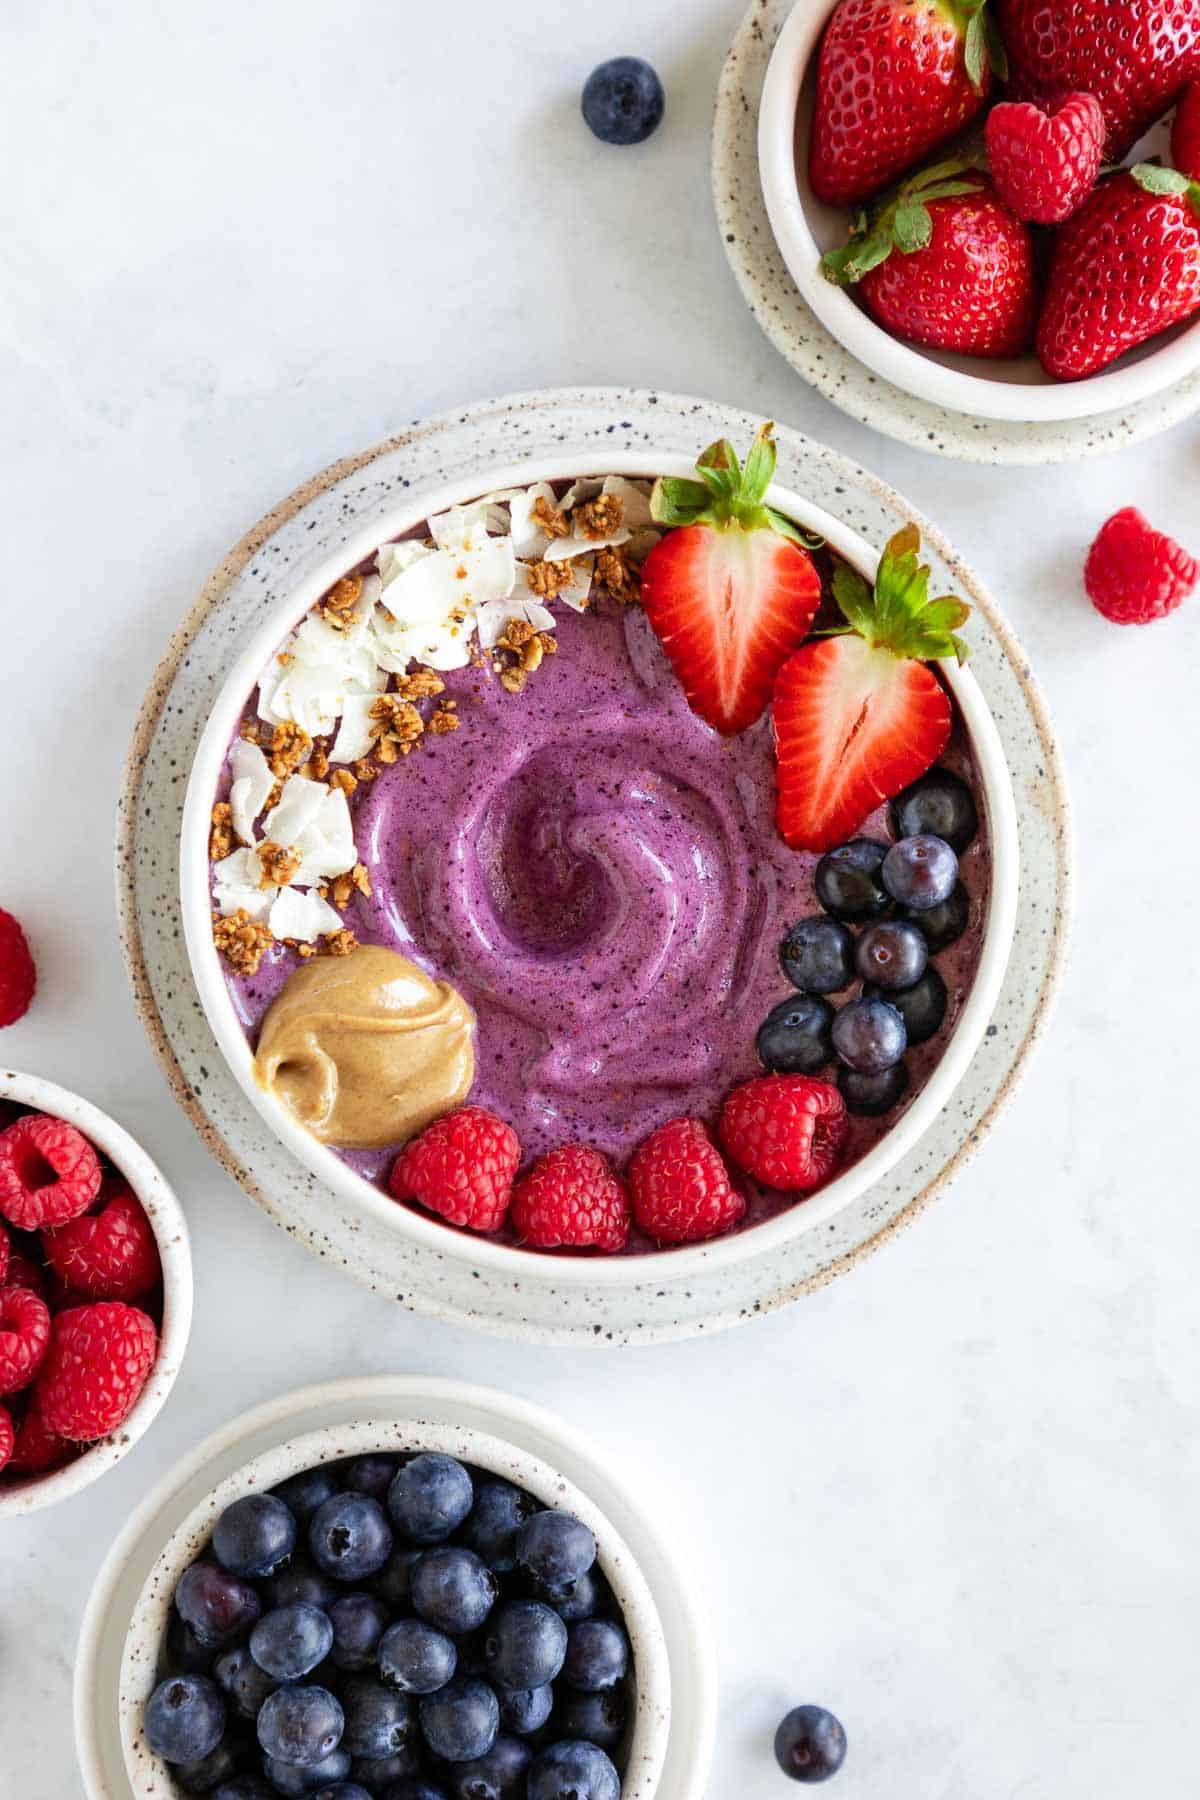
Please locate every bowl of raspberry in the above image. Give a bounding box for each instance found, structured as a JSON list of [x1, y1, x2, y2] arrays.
[[0, 1069, 192, 1516]]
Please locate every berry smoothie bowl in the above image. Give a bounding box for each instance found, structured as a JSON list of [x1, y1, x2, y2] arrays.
[[181, 427, 1018, 1290]]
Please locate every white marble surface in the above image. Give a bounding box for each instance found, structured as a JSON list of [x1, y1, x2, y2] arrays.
[[1, 2, 1197, 1794]]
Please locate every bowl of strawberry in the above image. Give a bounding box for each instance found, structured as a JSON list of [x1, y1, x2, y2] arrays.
[[758, 0, 1200, 424], [0, 1069, 192, 1515]]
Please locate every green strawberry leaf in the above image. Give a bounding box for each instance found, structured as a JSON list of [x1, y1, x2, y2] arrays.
[[650, 424, 820, 548], [1132, 162, 1191, 196], [893, 202, 933, 254], [831, 561, 878, 639], [963, 11, 987, 90], [823, 159, 985, 284], [834, 526, 972, 666], [650, 477, 712, 527], [982, 9, 1009, 82]]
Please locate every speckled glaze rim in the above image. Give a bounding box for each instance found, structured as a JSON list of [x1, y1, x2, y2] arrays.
[[115, 387, 1073, 1343], [715, 0, 1200, 462], [0, 1069, 193, 1518], [76, 1377, 714, 1799]]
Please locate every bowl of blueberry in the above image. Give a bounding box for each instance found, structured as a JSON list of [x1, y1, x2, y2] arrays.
[[118, 1415, 671, 1800]]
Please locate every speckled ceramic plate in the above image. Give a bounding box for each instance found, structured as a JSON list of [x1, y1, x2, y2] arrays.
[[115, 387, 1071, 1344], [714, 0, 1200, 463]]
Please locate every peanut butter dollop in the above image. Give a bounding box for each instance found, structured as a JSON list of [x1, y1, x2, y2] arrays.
[[254, 944, 475, 1151]]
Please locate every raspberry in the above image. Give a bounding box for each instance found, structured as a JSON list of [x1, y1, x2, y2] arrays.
[[388, 1106, 520, 1234], [42, 1179, 161, 1300], [0, 1114, 102, 1229], [0, 909, 36, 1029], [1173, 79, 1200, 181], [627, 1117, 746, 1245], [0, 1219, 7, 1286], [985, 93, 1104, 224], [511, 1145, 630, 1253], [0, 1286, 52, 1395], [719, 1074, 849, 1192], [35, 1301, 158, 1441], [1085, 508, 1199, 624], [8, 1394, 73, 1472], [3, 1249, 46, 1297], [0, 1404, 11, 1472]]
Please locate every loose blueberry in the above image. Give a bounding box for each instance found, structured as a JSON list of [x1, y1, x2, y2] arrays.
[[264, 1747, 351, 1795], [864, 964, 947, 1045], [561, 1617, 630, 1692], [462, 1480, 538, 1573], [214, 1643, 281, 1720], [854, 919, 928, 991], [897, 882, 970, 952], [581, 57, 664, 147], [326, 1593, 389, 1672], [309, 1493, 394, 1583], [419, 1677, 500, 1763], [144, 1674, 227, 1766], [265, 1559, 339, 1613], [340, 1676, 415, 1761], [837, 1061, 910, 1117], [256, 1685, 344, 1768], [484, 1599, 568, 1691], [527, 1739, 620, 1800], [773, 1703, 847, 1782], [272, 1467, 341, 1525], [498, 1683, 554, 1735], [387, 1455, 474, 1545], [176, 1563, 262, 1649], [515, 1512, 596, 1593], [338, 1454, 400, 1501], [780, 916, 855, 994], [891, 768, 977, 853], [373, 1546, 423, 1613], [831, 997, 907, 1074], [552, 1686, 626, 1753], [379, 1618, 458, 1695], [814, 838, 891, 922], [251, 1602, 335, 1682], [213, 1494, 298, 1580], [756, 993, 835, 1074], [881, 835, 958, 911], [538, 1564, 608, 1624]]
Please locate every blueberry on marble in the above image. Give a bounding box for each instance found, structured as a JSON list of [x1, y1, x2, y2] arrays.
[[881, 835, 958, 911], [891, 768, 977, 853], [309, 1493, 394, 1583], [896, 882, 970, 952], [831, 997, 907, 1074], [854, 919, 928, 991], [837, 1061, 911, 1117], [256, 1685, 344, 1768], [419, 1677, 500, 1763], [814, 838, 891, 922], [780, 916, 856, 994], [484, 1599, 568, 1690], [176, 1563, 262, 1649], [757, 993, 835, 1074], [773, 1703, 848, 1782], [528, 1739, 621, 1800], [865, 965, 947, 1045], [213, 1494, 298, 1580], [387, 1455, 474, 1545], [378, 1618, 458, 1695], [410, 1546, 498, 1635], [581, 57, 665, 146], [561, 1617, 630, 1692], [144, 1674, 227, 1766]]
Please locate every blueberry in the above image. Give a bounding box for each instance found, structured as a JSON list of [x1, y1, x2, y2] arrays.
[[539, 1565, 608, 1624], [214, 1643, 281, 1720], [378, 1618, 458, 1694], [273, 1468, 341, 1525], [385, 1783, 448, 1800], [837, 1061, 910, 1117], [831, 997, 907, 1074], [527, 1740, 620, 1800], [264, 1748, 351, 1795], [340, 1677, 415, 1761], [881, 835, 958, 911], [339, 1455, 400, 1501], [251, 1603, 335, 1682], [212, 1778, 275, 1800], [387, 1455, 474, 1545], [144, 1674, 227, 1765], [864, 964, 947, 1045], [552, 1687, 626, 1753], [514, 1512, 596, 1593], [581, 57, 664, 147], [347, 1745, 421, 1792], [498, 1683, 554, 1735], [756, 993, 834, 1074], [483, 1600, 567, 1691], [172, 1733, 247, 1792], [257, 1685, 344, 1768], [854, 920, 928, 992], [176, 1563, 263, 1649], [167, 1611, 218, 1674], [327, 1593, 389, 1672], [773, 1703, 847, 1782], [897, 882, 970, 952], [374, 1546, 422, 1612], [310, 1494, 394, 1583], [462, 1481, 538, 1573], [814, 838, 891, 922], [410, 1547, 498, 1635], [561, 1617, 629, 1692], [444, 1735, 533, 1800], [310, 1786, 373, 1800], [780, 917, 855, 994], [891, 768, 977, 853], [266, 1560, 339, 1613], [419, 1677, 500, 1763], [214, 1495, 298, 1580]]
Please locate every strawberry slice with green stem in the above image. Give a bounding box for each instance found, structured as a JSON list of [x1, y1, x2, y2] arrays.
[[773, 525, 970, 853], [641, 424, 823, 737]]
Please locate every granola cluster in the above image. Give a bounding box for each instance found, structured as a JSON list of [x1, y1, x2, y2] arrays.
[[493, 617, 557, 695]]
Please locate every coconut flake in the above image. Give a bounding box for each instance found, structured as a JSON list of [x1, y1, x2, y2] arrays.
[[553, 554, 595, 614], [212, 848, 274, 919], [262, 773, 329, 847], [268, 887, 343, 944], [328, 692, 377, 765], [228, 739, 274, 844], [603, 476, 655, 532], [477, 594, 557, 651], [509, 483, 560, 560], [292, 787, 356, 885]]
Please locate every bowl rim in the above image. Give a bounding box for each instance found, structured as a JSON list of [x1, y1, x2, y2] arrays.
[[756, 0, 1200, 425], [179, 446, 1020, 1286], [117, 1410, 672, 1799], [0, 1068, 193, 1517]]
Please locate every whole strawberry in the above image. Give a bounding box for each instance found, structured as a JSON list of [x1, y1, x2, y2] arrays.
[[719, 1075, 849, 1193], [810, 0, 1004, 206], [1085, 507, 1198, 623], [389, 1106, 520, 1234], [823, 165, 1037, 358], [1038, 165, 1200, 379], [996, 0, 1200, 161], [511, 1146, 630, 1253], [627, 1117, 746, 1245], [1173, 77, 1200, 177], [0, 909, 36, 1029], [35, 1301, 158, 1441], [985, 93, 1104, 223]]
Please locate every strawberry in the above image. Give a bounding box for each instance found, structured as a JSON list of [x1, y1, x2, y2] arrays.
[[985, 92, 1105, 224], [640, 425, 822, 736], [1172, 77, 1200, 177], [1037, 165, 1200, 380], [809, 0, 1004, 207], [823, 164, 1037, 357], [772, 525, 968, 853], [996, 0, 1200, 162]]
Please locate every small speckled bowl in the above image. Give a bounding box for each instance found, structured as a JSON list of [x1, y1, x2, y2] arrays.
[[117, 1408, 673, 1798], [0, 1069, 192, 1518]]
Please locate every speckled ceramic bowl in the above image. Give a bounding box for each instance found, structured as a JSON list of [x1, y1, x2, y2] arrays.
[[116, 1404, 674, 1798], [0, 1069, 192, 1518]]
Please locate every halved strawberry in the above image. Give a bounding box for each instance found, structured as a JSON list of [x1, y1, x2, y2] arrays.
[[773, 525, 969, 852], [640, 424, 822, 735]]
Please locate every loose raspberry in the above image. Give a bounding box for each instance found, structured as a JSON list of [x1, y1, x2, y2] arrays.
[[8, 1394, 73, 1473], [0, 1404, 12, 1473], [985, 93, 1104, 225], [719, 1074, 849, 1192], [0, 1114, 102, 1229], [0, 1287, 52, 1395], [511, 1146, 630, 1253], [1085, 508, 1198, 625], [627, 1117, 746, 1246], [0, 910, 36, 1029], [1173, 79, 1200, 181], [42, 1179, 161, 1300], [389, 1106, 520, 1234], [35, 1301, 158, 1441]]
